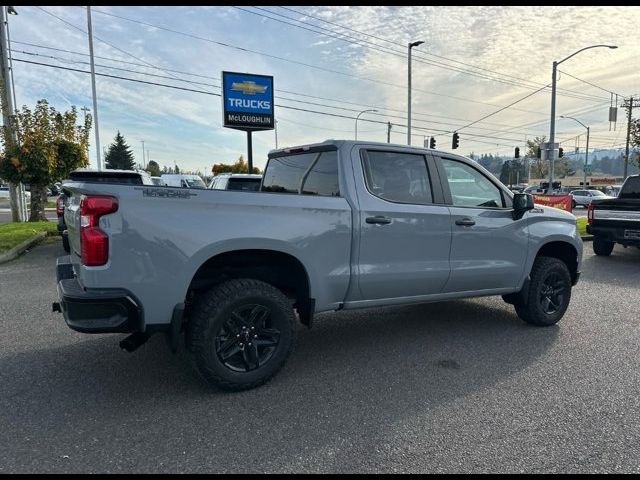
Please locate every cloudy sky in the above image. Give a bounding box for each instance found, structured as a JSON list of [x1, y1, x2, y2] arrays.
[[7, 6, 639, 172]]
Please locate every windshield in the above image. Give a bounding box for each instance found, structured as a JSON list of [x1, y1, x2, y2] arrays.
[[185, 178, 206, 189], [590, 190, 606, 196], [619, 177, 640, 199]]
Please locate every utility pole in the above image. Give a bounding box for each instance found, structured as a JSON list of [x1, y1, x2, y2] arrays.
[[407, 40, 424, 145], [0, 5, 24, 221], [141, 139, 145, 168], [274, 119, 278, 149], [387, 122, 392, 143], [87, 6, 102, 171], [623, 97, 639, 180]]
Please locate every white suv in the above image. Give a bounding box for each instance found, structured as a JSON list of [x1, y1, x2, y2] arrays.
[[208, 173, 262, 191], [571, 189, 614, 208]]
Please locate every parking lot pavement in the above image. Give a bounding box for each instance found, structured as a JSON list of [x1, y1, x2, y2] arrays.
[[1, 240, 639, 473]]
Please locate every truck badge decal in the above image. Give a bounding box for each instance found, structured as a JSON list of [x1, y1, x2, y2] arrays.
[[135, 187, 197, 199]]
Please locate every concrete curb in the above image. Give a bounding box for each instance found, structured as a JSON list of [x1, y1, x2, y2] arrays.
[[581, 235, 594, 242], [0, 231, 49, 265]]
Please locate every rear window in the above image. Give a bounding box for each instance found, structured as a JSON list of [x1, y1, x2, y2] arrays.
[[227, 178, 261, 191], [68, 172, 144, 185], [619, 177, 640, 199], [262, 151, 339, 196]]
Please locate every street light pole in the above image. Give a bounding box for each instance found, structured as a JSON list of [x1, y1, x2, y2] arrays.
[[560, 115, 590, 186], [547, 44, 617, 193], [407, 40, 424, 146], [87, 6, 102, 171], [355, 109, 377, 140]]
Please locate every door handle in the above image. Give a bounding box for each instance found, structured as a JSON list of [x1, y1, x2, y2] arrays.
[[455, 218, 476, 227], [366, 216, 392, 225]]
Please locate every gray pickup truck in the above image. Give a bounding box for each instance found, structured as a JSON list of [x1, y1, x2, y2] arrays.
[[54, 140, 583, 390]]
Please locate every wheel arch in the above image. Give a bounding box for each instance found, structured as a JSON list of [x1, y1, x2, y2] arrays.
[[186, 248, 314, 327]]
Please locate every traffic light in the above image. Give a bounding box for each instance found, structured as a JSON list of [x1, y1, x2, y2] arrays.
[[536, 147, 541, 159], [514, 147, 520, 158], [429, 136, 436, 149], [452, 132, 459, 149], [558, 147, 564, 158]]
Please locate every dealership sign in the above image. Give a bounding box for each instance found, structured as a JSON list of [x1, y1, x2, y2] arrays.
[[222, 71, 274, 131]]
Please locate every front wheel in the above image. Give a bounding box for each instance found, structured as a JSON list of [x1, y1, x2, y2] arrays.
[[187, 278, 296, 391], [514, 257, 572, 326], [571, 199, 577, 209]]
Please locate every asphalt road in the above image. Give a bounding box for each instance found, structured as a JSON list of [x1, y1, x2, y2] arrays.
[[1, 240, 639, 473]]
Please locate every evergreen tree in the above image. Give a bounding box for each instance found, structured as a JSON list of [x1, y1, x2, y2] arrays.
[[104, 131, 135, 170], [174, 164, 180, 174], [146, 160, 161, 176]]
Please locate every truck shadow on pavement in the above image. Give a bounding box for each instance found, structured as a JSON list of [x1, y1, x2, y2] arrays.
[[0, 297, 560, 472]]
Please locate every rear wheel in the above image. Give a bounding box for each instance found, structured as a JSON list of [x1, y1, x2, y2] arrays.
[[593, 236, 614, 256], [187, 278, 296, 391], [514, 257, 572, 326]]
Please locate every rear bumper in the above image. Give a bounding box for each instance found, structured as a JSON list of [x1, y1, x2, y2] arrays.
[[587, 224, 640, 246], [55, 255, 143, 334]]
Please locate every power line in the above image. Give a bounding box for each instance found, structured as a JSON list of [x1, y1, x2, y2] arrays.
[[12, 46, 548, 140], [34, 6, 217, 95], [557, 69, 626, 97], [233, 6, 605, 103], [274, 6, 609, 102], [74, 6, 556, 116], [12, 41, 552, 133], [14, 56, 558, 150]]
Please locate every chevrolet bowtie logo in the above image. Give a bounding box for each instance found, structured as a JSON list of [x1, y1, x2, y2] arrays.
[[231, 81, 268, 95]]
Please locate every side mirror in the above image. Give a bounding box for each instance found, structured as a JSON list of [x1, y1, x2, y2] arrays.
[[513, 193, 534, 220]]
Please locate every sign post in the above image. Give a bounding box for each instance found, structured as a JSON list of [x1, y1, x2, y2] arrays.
[[222, 71, 275, 173]]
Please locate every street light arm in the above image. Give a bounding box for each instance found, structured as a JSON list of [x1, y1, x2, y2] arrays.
[[560, 115, 587, 130], [557, 44, 617, 65]]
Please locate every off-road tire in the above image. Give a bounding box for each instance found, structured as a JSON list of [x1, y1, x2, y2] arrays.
[[514, 257, 572, 327], [188, 278, 296, 391]]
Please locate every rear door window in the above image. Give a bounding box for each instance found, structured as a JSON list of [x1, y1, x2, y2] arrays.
[[362, 150, 433, 204]]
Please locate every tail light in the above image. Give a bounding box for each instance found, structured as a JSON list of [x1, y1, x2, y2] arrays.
[[56, 195, 65, 216], [80, 195, 118, 266], [587, 202, 594, 225]]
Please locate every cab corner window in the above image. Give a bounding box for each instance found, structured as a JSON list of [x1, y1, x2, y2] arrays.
[[441, 158, 505, 208], [362, 151, 433, 205]]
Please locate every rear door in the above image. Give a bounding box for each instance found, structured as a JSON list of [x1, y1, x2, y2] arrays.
[[355, 148, 451, 300], [434, 155, 528, 293]]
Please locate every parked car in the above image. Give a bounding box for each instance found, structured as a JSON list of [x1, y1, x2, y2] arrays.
[[604, 184, 623, 197], [571, 189, 614, 208], [524, 185, 544, 194], [57, 169, 154, 253], [208, 173, 262, 191], [0, 185, 31, 199], [161, 174, 207, 189], [53, 140, 582, 391], [587, 175, 640, 256]]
